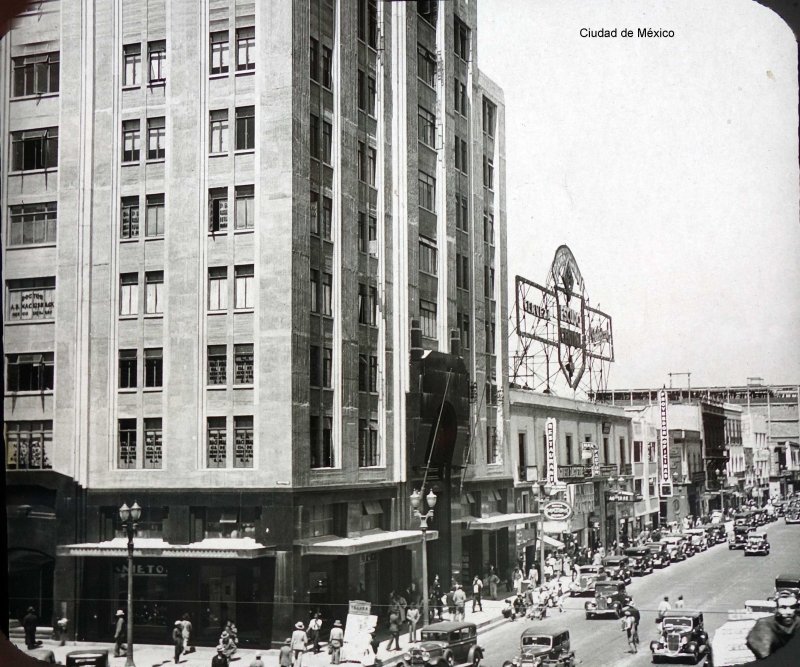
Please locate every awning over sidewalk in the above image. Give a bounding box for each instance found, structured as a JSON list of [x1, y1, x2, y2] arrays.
[[297, 529, 438, 556], [543, 535, 565, 549], [466, 512, 540, 531], [57, 537, 274, 559]]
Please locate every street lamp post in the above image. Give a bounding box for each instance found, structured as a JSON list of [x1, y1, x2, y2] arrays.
[[119, 502, 142, 667], [607, 476, 625, 553], [410, 489, 437, 627], [716, 468, 725, 513], [532, 481, 547, 582]]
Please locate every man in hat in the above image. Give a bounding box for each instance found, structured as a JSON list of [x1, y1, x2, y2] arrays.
[[113, 609, 126, 657], [249, 653, 265, 667], [291, 621, 308, 666], [328, 619, 344, 665], [22, 606, 38, 650], [211, 645, 229, 667], [172, 620, 184, 663], [279, 639, 293, 667]]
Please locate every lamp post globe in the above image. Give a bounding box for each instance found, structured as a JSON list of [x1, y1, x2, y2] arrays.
[[426, 489, 437, 509]]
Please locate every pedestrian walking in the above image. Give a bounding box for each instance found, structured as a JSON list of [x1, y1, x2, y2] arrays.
[[445, 588, 456, 619], [557, 583, 568, 614], [471, 576, 483, 612], [657, 596, 672, 625], [622, 611, 638, 653], [385, 610, 401, 651], [527, 566, 539, 589], [212, 645, 229, 667], [291, 621, 308, 667], [512, 568, 524, 594], [487, 571, 500, 600], [453, 584, 467, 620], [406, 605, 420, 642], [279, 639, 293, 667], [675, 595, 685, 609], [543, 561, 554, 583], [249, 653, 265, 667], [592, 550, 603, 566], [22, 606, 38, 650], [431, 576, 444, 619], [329, 620, 344, 664], [395, 591, 408, 623], [172, 620, 184, 663], [308, 613, 322, 653], [113, 609, 126, 657], [181, 614, 194, 654]]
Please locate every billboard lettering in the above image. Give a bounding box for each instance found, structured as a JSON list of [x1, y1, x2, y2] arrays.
[[546, 418, 559, 486], [659, 389, 673, 497]]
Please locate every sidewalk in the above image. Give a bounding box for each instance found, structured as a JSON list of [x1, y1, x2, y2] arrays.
[[12, 598, 510, 667]]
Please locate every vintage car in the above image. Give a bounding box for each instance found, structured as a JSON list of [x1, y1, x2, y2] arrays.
[[501, 628, 575, 667], [733, 511, 754, 528], [703, 524, 727, 545], [743, 532, 770, 556], [650, 611, 709, 664], [584, 580, 631, 619], [623, 547, 654, 575], [401, 622, 484, 667], [644, 542, 671, 568], [661, 534, 693, 558], [569, 565, 606, 596], [682, 529, 709, 551], [727, 525, 755, 550], [785, 511, 800, 524], [709, 509, 725, 524], [658, 538, 687, 562], [601, 556, 632, 584]]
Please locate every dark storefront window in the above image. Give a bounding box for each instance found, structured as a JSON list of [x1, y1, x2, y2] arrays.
[[203, 507, 259, 539]]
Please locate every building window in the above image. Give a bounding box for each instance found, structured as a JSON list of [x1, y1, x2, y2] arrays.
[[234, 344, 254, 384], [484, 315, 496, 354], [454, 17, 470, 60], [310, 415, 334, 469], [419, 237, 437, 276], [12, 52, 59, 97], [418, 106, 436, 147], [8, 202, 57, 246], [358, 354, 368, 392], [483, 211, 495, 245], [369, 355, 378, 392], [358, 70, 376, 116], [456, 195, 469, 231], [310, 38, 319, 82], [368, 215, 377, 255], [321, 45, 332, 88], [359, 419, 379, 467], [454, 78, 467, 116], [5, 420, 53, 470], [235, 105, 255, 150], [11, 128, 58, 171], [234, 264, 254, 309], [482, 97, 496, 137], [322, 120, 332, 164], [148, 40, 166, 83], [144, 271, 163, 315], [207, 417, 227, 468], [236, 27, 255, 71], [143, 418, 163, 469], [208, 267, 228, 311], [119, 350, 137, 389], [209, 187, 228, 232], [418, 171, 436, 211], [119, 273, 138, 316], [648, 477, 656, 497], [358, 284, 377, 325], [456, 254, 468, 289], [633, 440, 643, 463], [634, 478, 643, 496], [321, 272, 332, 316], [322, 196, 332, 240], [121, 120, 140, 163], [455, 136, 468, 173], [118, 418, 137, 469], [417, 46, 436, 88], [234, 416, 254, 467], [145, 194, 165, 237], [484, 265, 495, 299], [358, 0, 378, 48], [322, 347, 333, 388], [210, 31, 229, 74], [234, 185, 254, 230], [209, 109, 229, 153], [310, 269, 319, 313], [483, 156, 494, 190], [310, 191, 320, 235], [486, 425, 499, 464], [120, 197, 139, 239], [6, 277, 56, 322], [310, 345, 321, 386], [619, 437, 626, 466], [123, 44, 141, 86], [144, 348, 163, 388], [208, 345, 227, 384], [417, 0, 437, 26], [457, 312, 470, 349], [565, 434, 574, 465], [358, 142, 376, 185], [146, 117, 165, 160], [420, 300, 437, 338], [310, 114, 320, 158]]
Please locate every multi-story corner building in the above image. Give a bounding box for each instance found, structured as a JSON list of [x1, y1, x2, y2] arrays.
[[740, 412, 769, 501], [2, 0, 509, 645]]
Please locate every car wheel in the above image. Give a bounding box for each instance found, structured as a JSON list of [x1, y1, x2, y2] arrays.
[[446, 653, 455, 667], [585, 612, 593, 620]]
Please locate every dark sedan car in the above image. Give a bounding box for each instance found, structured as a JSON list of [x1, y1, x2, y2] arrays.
[[402, 622, 484, 667], [623, 547, 654, 575]]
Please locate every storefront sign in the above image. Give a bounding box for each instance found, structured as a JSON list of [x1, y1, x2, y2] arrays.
[[344, 600, 377, 644], [545, 418, 559, 486], [542, 500, 573, 521], [658, 389, 673, 497], [581, 442, 594, 460], [558, 464, 589, 480], [606, 492, 642, 503], [114, 563, 168, 577], [7, 286, 55, 321]]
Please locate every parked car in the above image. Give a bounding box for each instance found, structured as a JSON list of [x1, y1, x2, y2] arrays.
[[650, 611, 709, 664], [601, 556, 632, 584], [401, 622, 484, 667], [743, 532, 770, 556], [584, 580, 631, 620], [569, 565, 606, 596], [501, 628, 575, 667], [682, 529, 709, 552], [661, 534, 693, 558], [703, 524, 726, 544], [785, 511, 800, 524], [644, 542, 671, 568], [677, 535, 698, 557], [709, 509, 725, 524], [623, 547, 654, 575], [733, 511, 754, 528], [658, 538, 686, 562], [727, 525, 755, 550]]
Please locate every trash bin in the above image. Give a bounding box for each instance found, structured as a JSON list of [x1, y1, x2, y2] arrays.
[[65, 649, 109, 667]]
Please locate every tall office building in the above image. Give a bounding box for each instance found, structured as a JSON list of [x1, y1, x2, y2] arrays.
[[3, 0, 515, 644]]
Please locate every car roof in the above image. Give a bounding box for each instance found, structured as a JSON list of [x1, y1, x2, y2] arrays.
[[422, 621, 476, 632], [596, 580, 625, 588], [603, 555, 626, 561], [624, 546, 648, 552], [662, 611, 702, 619], [522, 627, 569, 637]]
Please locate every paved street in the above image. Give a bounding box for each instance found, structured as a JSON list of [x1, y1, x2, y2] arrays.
[[478, 520, 800, 666]]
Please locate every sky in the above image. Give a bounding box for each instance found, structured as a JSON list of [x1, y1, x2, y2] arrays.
[[476, 0, 800, 390]]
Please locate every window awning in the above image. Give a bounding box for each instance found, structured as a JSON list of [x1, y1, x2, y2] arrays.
[[543, 535, 566, 549], [466, 512, 540, 531], [297, 529, 438, 556], [57, 537, 273, 559]]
